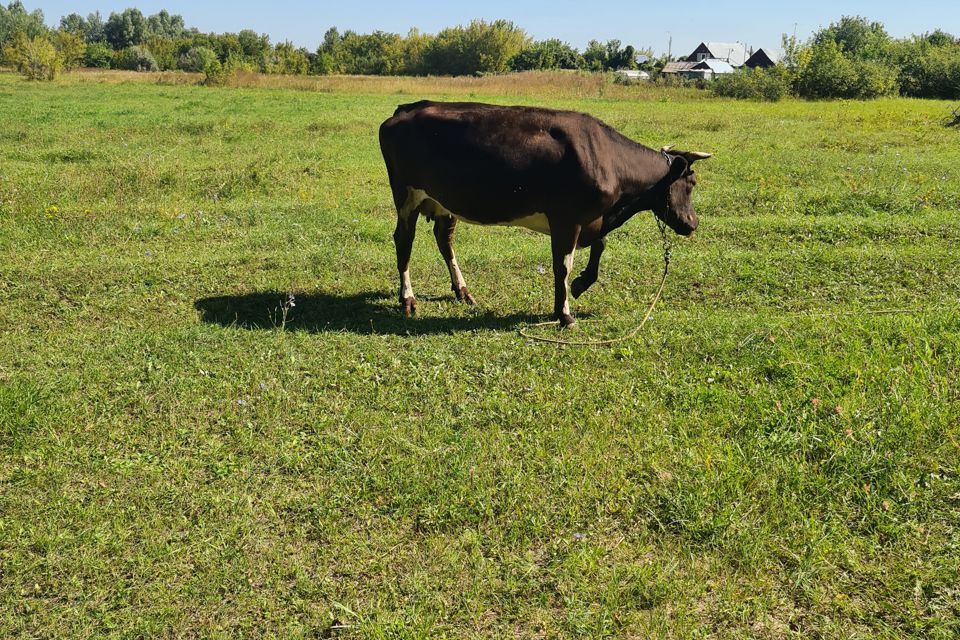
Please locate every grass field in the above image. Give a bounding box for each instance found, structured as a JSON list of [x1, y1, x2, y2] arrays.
[[1, 70, 959, 638]]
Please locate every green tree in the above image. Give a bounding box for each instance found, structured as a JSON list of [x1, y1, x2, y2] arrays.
[[893, 37, 960, 98], [424, 19, 528, 75], [104, 8, 148, 50], [84, 40, 112, 68], [605, 39, 637, 70], [0, 1, 46, 47], [814, 15, 892, 60], [269, 41, 309, 74], [144, 35, 177, 70], [51, 29, 85, 70], [510, 39, 583, 71], [401, 28, 434, 75], [146, 10, 186, 39], [59, 12, 105, 44], [582, 40, 607, 71], [237, 29, 270, 65], [796, 38, 897, 99], [334, 30, 406, 75]]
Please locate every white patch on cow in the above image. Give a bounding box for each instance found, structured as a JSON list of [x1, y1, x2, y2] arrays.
[[563, 250, 576, 274], [401, 188, 551, 235], [561, 249, 576, 315], [447, 258, 467, 291], [400, 269, 414, 300]]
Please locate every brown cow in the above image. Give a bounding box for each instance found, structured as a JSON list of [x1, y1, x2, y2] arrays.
[[379, 100, 711, 327]]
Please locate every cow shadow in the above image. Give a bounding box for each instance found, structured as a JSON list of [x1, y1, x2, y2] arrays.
[[194, 290, 561, 336]]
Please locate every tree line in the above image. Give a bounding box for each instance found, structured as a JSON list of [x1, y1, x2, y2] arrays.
[[1, 3, 958, 99], [716, 17, 960, 100], [0, 2, 651, 83]]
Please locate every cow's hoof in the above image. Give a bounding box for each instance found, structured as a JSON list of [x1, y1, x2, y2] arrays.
[[570, 277, 588, 299], [400, 297, 417, 317], [455, 287, 475, 305], [557, 313, 577, 328]]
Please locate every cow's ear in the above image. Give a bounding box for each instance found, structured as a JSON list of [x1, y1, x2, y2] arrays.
[[668, 154, 689, 180]]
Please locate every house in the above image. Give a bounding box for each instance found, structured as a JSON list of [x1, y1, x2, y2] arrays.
[[744, 48, 782, 69], [687, 42, 748, 67], [660, 59, 734, 80]]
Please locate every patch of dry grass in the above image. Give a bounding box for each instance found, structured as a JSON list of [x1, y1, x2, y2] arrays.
[[50, 67, 706, 101]]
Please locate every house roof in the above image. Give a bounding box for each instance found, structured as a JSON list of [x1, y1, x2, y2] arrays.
[[661, 61, 697, 73], [692, 59, 736, 73], [745, 47, 783, 66], [698, 42, 748, 66]]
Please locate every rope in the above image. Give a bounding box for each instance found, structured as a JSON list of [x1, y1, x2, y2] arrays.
[[519, 215, 672, 347]]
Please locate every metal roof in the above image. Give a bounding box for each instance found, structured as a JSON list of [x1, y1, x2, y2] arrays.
[[692, 59, 736, 73], [661, 61, 697, 73], [699, 42, 748, 66], [752, 48, 783, 63]]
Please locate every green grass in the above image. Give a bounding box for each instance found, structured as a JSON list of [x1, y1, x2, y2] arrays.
[[1, 71, 959, 638]]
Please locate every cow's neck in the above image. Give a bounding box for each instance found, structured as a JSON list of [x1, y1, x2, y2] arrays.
[[600, 145, 671, 236]]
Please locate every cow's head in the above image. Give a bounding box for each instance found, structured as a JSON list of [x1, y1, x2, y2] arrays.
[[652, 146, 712, 236]]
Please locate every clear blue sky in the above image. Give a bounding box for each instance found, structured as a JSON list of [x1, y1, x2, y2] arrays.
[[28, 0, 960, 55]]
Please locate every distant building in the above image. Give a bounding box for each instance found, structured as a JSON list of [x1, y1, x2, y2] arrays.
[[744, 48, 783, 68], [689, 58, 735, 79], [660, 58, 734, 80], [687, 42, 749, 67], [614, 69, 651, 82]]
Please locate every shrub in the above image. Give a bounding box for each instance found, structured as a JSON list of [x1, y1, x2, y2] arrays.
[[114, 45, 158, 72], [202, 56, 227, 86], [851, 58, 899, 98], [84, 41, 112, 68], [712, 66, 793, 101], [896, 41, 960, 99], [51, 29, 85, 70], [795, 39, 898, 99], [3, 33, 62, 80], [269, 41, 309, 75], [177, 45, 218, 72]]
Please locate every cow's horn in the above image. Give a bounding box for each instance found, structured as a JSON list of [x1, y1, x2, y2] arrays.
[[660, 145, 674, 153], [686, 151, 712, 160]]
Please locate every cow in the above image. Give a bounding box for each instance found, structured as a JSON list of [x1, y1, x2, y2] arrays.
[[378, 100, 711, 327]]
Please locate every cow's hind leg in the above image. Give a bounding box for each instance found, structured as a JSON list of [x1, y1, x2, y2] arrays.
[[550, 221, 581, 327], [433, 215, 474, 304], [393, 190, 420, 316], [571, 237, 606, 299]]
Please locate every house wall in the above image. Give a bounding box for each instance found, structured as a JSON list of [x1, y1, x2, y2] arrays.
[[689, 43, 712, 62]]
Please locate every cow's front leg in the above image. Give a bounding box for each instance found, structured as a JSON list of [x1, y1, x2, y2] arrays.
[[571, 237, 606, 299], [550, 221, 581, 327], [393, 212, 418, 316]]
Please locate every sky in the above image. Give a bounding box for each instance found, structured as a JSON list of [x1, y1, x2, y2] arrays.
[[27, 1, 960, 55]]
